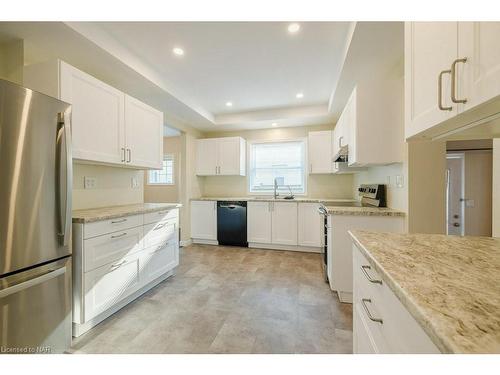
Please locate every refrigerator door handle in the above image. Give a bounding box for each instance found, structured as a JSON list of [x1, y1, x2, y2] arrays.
[[0, 266, 66, 299], [56, 111, 73, 247]]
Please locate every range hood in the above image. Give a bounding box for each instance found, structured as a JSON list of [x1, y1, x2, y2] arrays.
[[332, 144, 349, 163]]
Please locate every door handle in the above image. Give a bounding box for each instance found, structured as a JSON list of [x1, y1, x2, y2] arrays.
[[0, 267, 66, 298], [110, 259, 127, 271], [451, 58, 468, 104], [127, 148, 131, 163], [438, 69, 453, 111], [361, 298, 383, 324], [56, 111, 72, 247], [121, 147, 126, 162], [111, 232, 127, 239], [361, 265, 382, 284]]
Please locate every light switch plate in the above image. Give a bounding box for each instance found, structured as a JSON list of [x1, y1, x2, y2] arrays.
[[131, 177, 140, 189], [84, 176, 96, 189]]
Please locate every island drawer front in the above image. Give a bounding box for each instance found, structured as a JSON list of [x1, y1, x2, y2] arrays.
[[83, 252, 141, 321], [353, 244, 440, 354], [84, 214, 143, 239], [141, 241, 179, 284], [144, 208, 179, 225], [84, 226, 144, 272], [143, 219, 177, 248]]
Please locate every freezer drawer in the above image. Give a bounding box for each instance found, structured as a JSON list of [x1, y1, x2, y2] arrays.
[[0, 257, 72, 354]]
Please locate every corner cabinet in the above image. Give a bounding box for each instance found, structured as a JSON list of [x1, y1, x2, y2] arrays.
[[24, 60, 163, 169], [196, 137, 246, 176], [405, 22, 500, 140]]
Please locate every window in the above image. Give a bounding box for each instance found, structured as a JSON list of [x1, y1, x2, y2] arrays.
[[249, 140, 306, 194], [148, 154, 174, 185]]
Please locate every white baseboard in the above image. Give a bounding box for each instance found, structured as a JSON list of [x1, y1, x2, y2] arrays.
[[180, 239, 192, 247], [337, 291, 353, 304], [192, 239, 219, 245], [248, 242, 321, 253], [72, 270, 175, 338]]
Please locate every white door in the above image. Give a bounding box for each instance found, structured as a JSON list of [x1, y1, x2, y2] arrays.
[[247, 201, 272, 244], [59, 61, 125, 164], [271, 202, 298, 246], [405, 22, 458, 138], [190, 201, 217, 240], [84, 254, 141, 321], [458, 22, 500, 113], [308, 131, 333, 174], [196, 139, 218, 175], [217, 137, 241, 175], [124, 95, 163, 169], [446, 153, 464, 235], [332, 111, 344, 157], [297, 203, 322, 247]]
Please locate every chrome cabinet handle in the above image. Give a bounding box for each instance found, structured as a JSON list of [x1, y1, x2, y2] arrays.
[[361, 265, 382, 284], [111, 232, 127, 239], [361, 298, 383, 324], [111, 218, 127, 224], [126, 148, 131, 163], [121, 147, 126, 162], [110, 259, 126, 271], [215, 166, 218, 174], [451, 58, 468, 104], [338, 136, 343, 148], [438, 69, 453, 111], [154, 223, 166, 231]]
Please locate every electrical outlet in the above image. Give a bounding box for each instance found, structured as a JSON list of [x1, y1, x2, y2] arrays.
[[84, 176, 97, 189], [131, 177, 140, 189], [396, 175, 404, 188]]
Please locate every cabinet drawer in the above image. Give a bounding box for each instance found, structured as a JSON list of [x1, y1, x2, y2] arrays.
[[353, 245, 384, 296], [143, 219, 177, 248], [144, 208, 179, 225], [83, 253, 141, 321], [84, 214, 143, 239], [141, 241, 179, 284], [83, 226, 144, 272]]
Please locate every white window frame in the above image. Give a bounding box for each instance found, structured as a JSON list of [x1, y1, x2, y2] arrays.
[[247, 138, 308, 196], [147, 154, 175, 185]]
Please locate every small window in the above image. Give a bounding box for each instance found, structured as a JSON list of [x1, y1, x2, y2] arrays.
[[249, 140, 306, 194], [148, 154, 174, 185]]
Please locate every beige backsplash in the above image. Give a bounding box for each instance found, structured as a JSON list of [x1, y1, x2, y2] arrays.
[[72, 163, 144, 210]]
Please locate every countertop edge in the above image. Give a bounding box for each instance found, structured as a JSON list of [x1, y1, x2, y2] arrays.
[[348, 230, 453, 354], [72, 203, 182, 224]]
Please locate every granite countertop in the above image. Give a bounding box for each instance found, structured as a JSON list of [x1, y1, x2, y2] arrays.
[[349, 230, 500, 353], [326, 206, 405, 217], [191, 197, 357, 203], [73, 203, 182, 223]]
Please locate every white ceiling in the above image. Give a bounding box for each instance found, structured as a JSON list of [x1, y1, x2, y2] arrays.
[[97, 22, 352, 116]]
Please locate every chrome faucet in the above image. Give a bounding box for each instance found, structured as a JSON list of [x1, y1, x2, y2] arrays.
[[274, 178, 279, 199]]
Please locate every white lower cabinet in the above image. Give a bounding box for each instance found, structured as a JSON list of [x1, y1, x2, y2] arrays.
[[271, 202, 298, 245], [352, 243, 440, 354], [298, 203, 322, 247], [72, 207, 180, 336], [190, 200, 217, 243], [247, 201, 272, 244]]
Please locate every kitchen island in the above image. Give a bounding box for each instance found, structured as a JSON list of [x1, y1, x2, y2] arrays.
[[349, 230, 500, 353]]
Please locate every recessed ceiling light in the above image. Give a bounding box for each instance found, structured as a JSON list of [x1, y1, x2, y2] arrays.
[[272, 122, 278, 127], [296, 92, 304, 99], [225, 101, 233, 107], [288, 23, 301, 34], [172, 47, 184, 56]]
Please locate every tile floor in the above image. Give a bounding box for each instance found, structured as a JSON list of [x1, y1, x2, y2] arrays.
[[71, 244, 353, 354]]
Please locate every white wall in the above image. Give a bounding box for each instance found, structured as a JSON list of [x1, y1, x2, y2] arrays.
[[73, 163, 144, 210], [493, 139, 500, 237], [201, 125, 355, 199]]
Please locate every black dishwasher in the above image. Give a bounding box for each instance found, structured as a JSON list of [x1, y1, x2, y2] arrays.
[[217, 201, 248, 247]]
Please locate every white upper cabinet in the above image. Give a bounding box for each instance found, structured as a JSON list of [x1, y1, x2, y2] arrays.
[[124, 95, 163, 169], [405, 22, 500, 139], [308, 130, 333, 174], [405, 22, 459, 139], [24, 60, 163, 169], [196, 137, 246, 176]]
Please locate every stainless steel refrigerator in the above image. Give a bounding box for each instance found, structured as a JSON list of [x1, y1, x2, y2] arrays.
[[0, 79, 72, 354]]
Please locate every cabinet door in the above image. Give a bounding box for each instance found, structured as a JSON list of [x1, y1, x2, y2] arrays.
[[332, 112, 344, 157], [271, 202, 298, 246], [141, 241, 179, 285], [308, 131, 333, 174], [218, 137, 244, 176], [83, 253, 141, 321], [59, 61, 125, 164], [458, 22, 500, 113], [196, 139, 218, 175], [190, 201, 217, 240], [124, 95, 163, 169], [247, 202, 272, 244], [297, 203, 322, 247], [405, 22, 458, 138]]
